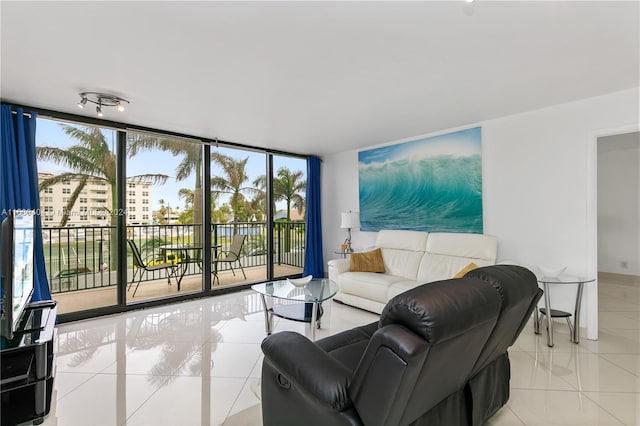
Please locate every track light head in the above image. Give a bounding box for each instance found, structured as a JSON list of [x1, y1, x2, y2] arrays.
[[77, 97, 87, 109]]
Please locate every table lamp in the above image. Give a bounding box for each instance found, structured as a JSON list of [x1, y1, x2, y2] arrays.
[[340, 211, 360, 253]]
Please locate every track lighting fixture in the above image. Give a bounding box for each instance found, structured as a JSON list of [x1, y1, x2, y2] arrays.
[[77, 92, 129, 116]]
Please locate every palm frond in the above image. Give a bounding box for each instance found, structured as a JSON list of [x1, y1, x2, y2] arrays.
[[37, 146, 103, 176], [128, 174, 169, 185], [61, 125, 107, 147], [39, 172, 106, 190], [210, 176, 232, 192], [127, 134, 176, 156]]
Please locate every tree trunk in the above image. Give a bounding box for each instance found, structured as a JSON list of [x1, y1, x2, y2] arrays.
[[284, 200, 292, 252], [109, 184, 119, 271], [193, 187, 203, 245], [192, 158, 203, 247]]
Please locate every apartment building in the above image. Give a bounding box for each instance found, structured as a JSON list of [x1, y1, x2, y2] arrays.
[[38, 172, 153, 227]]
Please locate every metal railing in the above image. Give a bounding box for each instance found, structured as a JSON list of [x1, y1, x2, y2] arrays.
[[43, 221, 306, 294]]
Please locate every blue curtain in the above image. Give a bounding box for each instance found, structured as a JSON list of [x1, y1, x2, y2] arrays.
[[1, 104, 51, 301], [303, 156, 324, 277]]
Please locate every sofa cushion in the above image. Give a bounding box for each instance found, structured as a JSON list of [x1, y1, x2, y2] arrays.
[[387, 279, 423, 301], [339, 272, 406, 303], [350, 248, 385, 273], [417, 254, 494, 283], [375, 230, 429, 251], [380, 248, 424, 280], [426, 233, 498, 262]]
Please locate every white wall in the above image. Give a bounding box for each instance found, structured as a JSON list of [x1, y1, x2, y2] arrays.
[[322, 87, 639, 340], [597, 132, 640, 275]]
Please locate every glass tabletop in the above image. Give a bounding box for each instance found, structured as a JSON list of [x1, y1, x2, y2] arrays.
[[251, 279, 337, 303], [161, 244, 221, 250], [537, 274, 596, 284]]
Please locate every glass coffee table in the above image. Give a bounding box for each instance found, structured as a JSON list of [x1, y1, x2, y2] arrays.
[[251, 278, 338, 340]]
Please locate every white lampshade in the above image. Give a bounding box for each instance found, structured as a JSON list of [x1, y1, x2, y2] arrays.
[[340, 212, 360, 229]]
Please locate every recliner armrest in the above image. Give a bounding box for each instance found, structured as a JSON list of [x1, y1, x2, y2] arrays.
[[261, 331, 353, 411], [349, 324, 429, 426]]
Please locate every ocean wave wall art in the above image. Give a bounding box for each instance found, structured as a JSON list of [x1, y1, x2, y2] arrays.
[[358, 127, 483, 233]]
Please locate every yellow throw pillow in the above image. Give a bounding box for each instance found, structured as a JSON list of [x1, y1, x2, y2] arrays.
[[350, 248, 385, 273], [454, 263, 478, 278]]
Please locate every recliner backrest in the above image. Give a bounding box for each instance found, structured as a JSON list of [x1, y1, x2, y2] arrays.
[[349, 277, 502, 426], [464, 265, 542, 374]]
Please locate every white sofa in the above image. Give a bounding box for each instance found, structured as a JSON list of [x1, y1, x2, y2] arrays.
[[328, 230, 498, 314]]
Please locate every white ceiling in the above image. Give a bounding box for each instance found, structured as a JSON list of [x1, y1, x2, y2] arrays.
[[1, 1, 638, 156]]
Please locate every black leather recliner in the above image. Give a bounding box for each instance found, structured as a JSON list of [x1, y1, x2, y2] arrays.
[[464, 266, 543, 426], [260, 265, 542, 426]]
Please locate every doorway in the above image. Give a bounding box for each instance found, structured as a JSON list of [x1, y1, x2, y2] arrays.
[[596, 131, 640, 336]]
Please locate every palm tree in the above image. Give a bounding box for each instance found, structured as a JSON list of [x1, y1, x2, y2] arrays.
[[210, 153, 261, 226], [254, 166, 306, 252], [177, 189, 194, 224], [254, 166, 306, 220], [127, 135, 203, 243], [157, 198, 173, 224], [37, 124, 168, 268], [178, 188, 194, 210], [275, 167, 306, 221]]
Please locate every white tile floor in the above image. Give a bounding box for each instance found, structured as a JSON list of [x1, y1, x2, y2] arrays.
[[41, 273, 639, 426]]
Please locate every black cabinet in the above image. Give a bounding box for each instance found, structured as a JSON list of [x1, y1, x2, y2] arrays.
[[1, 303, 56, 425]]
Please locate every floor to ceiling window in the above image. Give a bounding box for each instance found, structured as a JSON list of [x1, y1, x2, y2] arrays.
[[271, 155, 307, 279], [34, 113, 308, 321], [36, 118, 119, 314]]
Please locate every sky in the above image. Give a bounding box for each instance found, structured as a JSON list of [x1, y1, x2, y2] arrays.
[[35, 118, 306, 212]]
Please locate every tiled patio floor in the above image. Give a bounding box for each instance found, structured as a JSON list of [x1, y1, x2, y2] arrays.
[[53, 265, 302, 315]]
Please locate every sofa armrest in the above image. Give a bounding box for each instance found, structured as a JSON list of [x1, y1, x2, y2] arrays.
[[261, 331, 353, 411], [328, 258, 351, 283]]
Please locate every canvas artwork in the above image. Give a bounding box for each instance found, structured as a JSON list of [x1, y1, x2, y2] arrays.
[[358, 127, 483, 233]]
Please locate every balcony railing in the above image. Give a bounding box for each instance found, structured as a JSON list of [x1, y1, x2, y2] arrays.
[[43, 221, 305, 294]]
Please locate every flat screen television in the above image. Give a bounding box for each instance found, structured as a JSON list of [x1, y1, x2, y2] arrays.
[[0, 209, 35, 339]]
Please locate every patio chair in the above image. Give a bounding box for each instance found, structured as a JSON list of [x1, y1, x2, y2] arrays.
[[127, 239, 177, 297], [213, 234, 247, 285]]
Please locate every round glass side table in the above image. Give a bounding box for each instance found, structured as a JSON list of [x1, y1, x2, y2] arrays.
[[534, 275, 595, 347]]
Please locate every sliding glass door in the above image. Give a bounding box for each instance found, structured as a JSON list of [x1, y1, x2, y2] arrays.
[[209, 147, 267, 286], [271, 155, 307, 279], [125, 132, 205, 303]]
